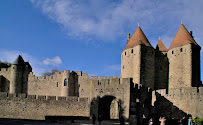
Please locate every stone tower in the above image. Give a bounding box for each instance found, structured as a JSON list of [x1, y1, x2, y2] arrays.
[[121, 26, 155, 89], [168, 24, 201, 89], [61, 70, 70, 96], [154, 38, 169, 90], [61, 71, 79, 96], [10, 55, 32, 93]]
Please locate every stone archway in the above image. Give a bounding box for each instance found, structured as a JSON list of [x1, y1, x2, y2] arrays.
[[110, 99, 119, 119], [98, 95, 120, 120]]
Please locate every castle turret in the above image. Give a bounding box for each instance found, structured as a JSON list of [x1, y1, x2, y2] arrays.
[[156, 37, 167, 52], [168, 24, 201, 89], [61, 71, 79, 97], [121, 25, 155, 89], [10, 55, 32, 93], [61, 70, 70, 96]]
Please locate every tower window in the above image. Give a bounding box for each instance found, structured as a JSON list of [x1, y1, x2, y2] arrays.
[[131, 49, 133, 53], [125, 52, 126, 55], [180, 48, 182, 52], [64, 79, 67, 86], [172, 51, 174, 54], [123, 66, 124, 69], [56, 82, 58, 87]]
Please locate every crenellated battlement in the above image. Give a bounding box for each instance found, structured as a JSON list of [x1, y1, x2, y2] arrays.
[[91, 77, 131, 92], [0, 68, 11, 72], [155, 87, 203, 97], [0, 92, 88, 102]]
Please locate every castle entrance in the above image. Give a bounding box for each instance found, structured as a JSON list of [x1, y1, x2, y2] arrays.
[[98, 96, 120, 120]]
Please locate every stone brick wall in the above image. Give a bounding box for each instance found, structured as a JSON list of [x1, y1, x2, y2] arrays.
[[192, 44, 201, 87], [0, 92, 89, 120], [121, 45, 155, 89], [90, 77, 131, 119], [154, 50, 169, 90], [78, 73, 90, 98], [121, 47, 134, 79], [0, 68, 11, 92], [28, 72, 63, 96], [152, 87, 203, 119], [140, 46, 155, 89], [28, 71, 91, 98], [168, 44, 193, 89]]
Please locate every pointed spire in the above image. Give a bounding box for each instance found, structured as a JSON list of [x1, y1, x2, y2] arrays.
[[138, 21, 140, 27], [124, 26, 152, 49], [156, 38, 167, 51], [127, 33, 130, 40], [169, 24, 198, 50], [13, 55, 25, 65], [181, 18, 183, 24]]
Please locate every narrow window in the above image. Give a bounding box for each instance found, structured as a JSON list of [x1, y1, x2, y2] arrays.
[[123, 65, 124, 69], [125, 52, 126, 55], [180, 48, 182, 52], [64, 79, 67, 86], [172, 51, 174, 54], [56, 82, 58, 87], [131, 49, 133, 53]]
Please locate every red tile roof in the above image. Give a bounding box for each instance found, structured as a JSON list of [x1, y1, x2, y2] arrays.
[[125, 26, 152, 49], [169, 24, 198, 49], [156, 39, 167, 51]]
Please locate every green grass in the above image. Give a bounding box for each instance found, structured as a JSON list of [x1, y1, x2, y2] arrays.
[[193, 119, 203, 125]]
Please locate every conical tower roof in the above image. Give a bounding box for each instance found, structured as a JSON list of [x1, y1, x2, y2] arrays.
[[169, 24, 198, 50], [156, 38, 167, 51], [125, 26, 152, 49], [13, 55, 25, 65]]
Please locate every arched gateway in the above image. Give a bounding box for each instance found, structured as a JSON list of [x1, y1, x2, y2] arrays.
[[90, 78, 131, 120]]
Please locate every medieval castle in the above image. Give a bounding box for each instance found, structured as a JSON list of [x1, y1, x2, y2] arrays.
[[0, 23, 202, 124]]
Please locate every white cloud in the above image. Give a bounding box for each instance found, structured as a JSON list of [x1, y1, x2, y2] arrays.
[[107, 65, 120, 71], [42, 56, 62, 66], [30, 0, 203, 46]]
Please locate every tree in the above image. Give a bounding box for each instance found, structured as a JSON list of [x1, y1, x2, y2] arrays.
[[0, 61, 11, 69], [42, 69, 60, 76]]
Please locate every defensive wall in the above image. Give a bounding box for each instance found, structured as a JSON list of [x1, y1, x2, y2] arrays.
[[0, 92, 89, 120], [152, 87, 203, 119], [0, 68, 11, 92], [90, 76, 131, 119], [27, 70, 90, 98]]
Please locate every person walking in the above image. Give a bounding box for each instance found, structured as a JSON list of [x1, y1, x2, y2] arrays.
[[188, 117, 193, 125], [179, 116, 186, 125], [159, 116, 166, 125], [149, 118, 153, 125], [92, 114, 96, 125], [98, 115, 102, 125]]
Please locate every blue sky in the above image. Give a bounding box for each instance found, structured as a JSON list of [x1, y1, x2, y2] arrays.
[[0, 0, 203, 79]]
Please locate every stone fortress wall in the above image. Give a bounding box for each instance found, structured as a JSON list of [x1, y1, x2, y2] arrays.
[[0, 68, 11, 92], [90, 76, 131, 119], [28, 70, 91, 98], [0, 92, 89, 120], [0, 66, 131, 120], [152, 87, 203, 119]]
